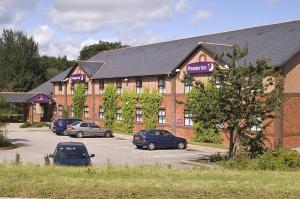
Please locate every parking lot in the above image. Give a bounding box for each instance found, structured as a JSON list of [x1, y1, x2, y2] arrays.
[[0, 123, 225, 168]]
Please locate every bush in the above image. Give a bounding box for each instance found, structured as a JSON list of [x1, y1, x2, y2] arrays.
[[219, 149, 300, 171], [20, 121, 48, 128], [0, 130, 12, 147], [20, 121, 31, 128], [193, 122, 222, 144]]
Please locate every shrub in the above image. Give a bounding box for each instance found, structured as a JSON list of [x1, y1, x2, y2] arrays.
[[20, 121, 48, 128], [193, 122, 222, 144], [0, 129, 12, 147], [20, 121, 31, 128], [219, 149, 300, 171]]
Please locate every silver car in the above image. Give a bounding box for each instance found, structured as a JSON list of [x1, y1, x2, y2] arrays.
[[65, 121, 113, 138]]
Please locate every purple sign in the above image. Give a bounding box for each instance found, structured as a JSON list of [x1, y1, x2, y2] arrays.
[[71, 74, 86, 83], [28, 94, 51, 104], [187, 62, 215, 74]]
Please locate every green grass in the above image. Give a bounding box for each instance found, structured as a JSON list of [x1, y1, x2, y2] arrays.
[[0, 164, 299, 199], [188, 140, 228, 150]]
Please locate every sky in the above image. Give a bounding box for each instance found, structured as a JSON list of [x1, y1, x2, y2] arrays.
[[0, 0, 299, 60]]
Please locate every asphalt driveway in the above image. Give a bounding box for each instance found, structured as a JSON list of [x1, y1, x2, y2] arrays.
[[0, 123, 225, 168]]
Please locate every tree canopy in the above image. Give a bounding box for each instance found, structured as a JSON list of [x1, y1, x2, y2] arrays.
[[186, 45, 285, 158], [79, 41, 128, 60]]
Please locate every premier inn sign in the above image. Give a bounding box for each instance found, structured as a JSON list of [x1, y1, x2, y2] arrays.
[[71, 74, 86, 83], [187, 62, 215, 74]]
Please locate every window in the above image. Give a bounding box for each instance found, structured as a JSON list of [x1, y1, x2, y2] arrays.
[[84, 106, 89, 118], [184, 110, 193, 126], [99, 106, 104, 119], [80, 123, 88, 127], [116, 79, 122, 94], [71, 106, 74, 117], [116, 108, 122, 121], [136, 79, 143, 93], [99, 81, 104, 95], [215, 75, 221, 89], [33, 104, 36, 114], [158, 78, 165, 94], [251, 116, 262, 132], [136, 108, 143, 122], [90, 123, 99, 128], [158, 109, 166, 124], [58, 105, 63, 116], [71, 83, 74, 94], [58, 83, 63, 95], [84, 83, 88, 94], [184, 81, 192, 93]]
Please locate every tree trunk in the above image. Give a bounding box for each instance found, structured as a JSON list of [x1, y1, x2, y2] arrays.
[[228, 131, 235, 159]]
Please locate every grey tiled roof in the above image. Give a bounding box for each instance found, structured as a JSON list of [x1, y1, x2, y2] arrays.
[[90, 20, 300, 79], [77, 61, 104, 77], [0, 92, 52, 103]]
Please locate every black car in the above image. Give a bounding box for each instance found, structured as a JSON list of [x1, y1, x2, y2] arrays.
[[49, 142, 95, 166], [132, 129, 187, 150], [53, 118, 82, 135]]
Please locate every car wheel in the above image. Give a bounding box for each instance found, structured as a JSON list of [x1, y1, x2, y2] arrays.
[[76, 131, 83, 138], [177, 142, 186, 150], [147, 142, 156, 150], [104, 131, 111, 138]]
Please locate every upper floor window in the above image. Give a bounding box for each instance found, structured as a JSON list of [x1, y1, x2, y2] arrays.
[[158, 109, 166, 124], [250, 116, 262, 132], [184, 81, 192, 93], [116, 108, 122, 121], [71, 106, 74, 117], [84, 83, 88, 94], [71, 83, 75, 94], [99, 106, 104, 119], [136, 108, 143, 122], [58, 83, 63, 95], [84, 106, 89, 118], [116, 79, 122, 94], [136, 79, 143, 93], [184, 110, 193, 126], [99, 81, 104, 95], [158, 78, 165, 94], [215, 75, 221, 89]]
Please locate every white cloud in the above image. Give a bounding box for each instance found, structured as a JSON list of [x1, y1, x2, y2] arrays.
[[32, 25, 54, 47], [191, 10, 211, 24], [49, 0, 182, 32], [44, 39, 80, 60], [175, 0, 189, 13]]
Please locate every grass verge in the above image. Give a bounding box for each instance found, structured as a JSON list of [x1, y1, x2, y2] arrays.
[[0, 164, 299, 199], [188, 140, 228, 150]]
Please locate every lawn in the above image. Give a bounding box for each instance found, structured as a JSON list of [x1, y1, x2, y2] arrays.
[[0, 164, 299, 199]]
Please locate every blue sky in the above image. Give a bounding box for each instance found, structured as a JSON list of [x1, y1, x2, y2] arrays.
[[0, 0, 299, 59]]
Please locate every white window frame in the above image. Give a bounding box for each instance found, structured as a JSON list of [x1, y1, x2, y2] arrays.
[[136, 79, 143, 93], [99, 81, 104, 95], [116, 108, 122, 121], [158, 78, 165, 94], [99, 106, 104, 119], [84, 106, 89, 118], [158, 109, 166, 124], [136, 108, 143, 122], [184, 110, 193, 126], [184, 81, 192, 93]]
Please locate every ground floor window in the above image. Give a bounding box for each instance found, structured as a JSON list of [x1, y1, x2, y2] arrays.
[[250, 116, 262, 132], [184, 110, 193, 126], [116, 108, 122, 121], [99, 106, 104, 119], [84, 106, 89, 118], [33, 103, 36, 114], [71, 106, 74, 117], [58, 105, 63, 116], [136, 108, 142, 122], [158, 109, 166, 124]]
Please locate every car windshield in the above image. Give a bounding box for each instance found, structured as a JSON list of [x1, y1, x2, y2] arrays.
[[70, 121, 81, 126], [56, 145, 88, 159]]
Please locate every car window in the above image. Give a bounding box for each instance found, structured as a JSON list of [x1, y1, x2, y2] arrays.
[[154, 130, 161, 136], [80, 123, 88, 127], [89, 123, 99, 128], [71, 121, 81, 126], [162, 131, 173, 137], [56, 145, 88, 159]]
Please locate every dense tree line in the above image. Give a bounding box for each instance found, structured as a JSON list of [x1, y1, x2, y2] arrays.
[[0, 29, 126, 92]]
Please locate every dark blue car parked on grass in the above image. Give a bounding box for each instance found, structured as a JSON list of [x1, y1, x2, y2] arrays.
[[49, 142, 95, 166], [53, 118, 82, 135], [132, 129, 187, 150]]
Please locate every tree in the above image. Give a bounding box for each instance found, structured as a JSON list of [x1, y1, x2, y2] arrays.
[[103, 84, 118, 129], [72, 83, 87, 119], [0, 29, 45, 92], [120, 90, 138, 134], [186, 45, 285, 159], [0, 96, 13, 147], [79, 41, 128, 60]]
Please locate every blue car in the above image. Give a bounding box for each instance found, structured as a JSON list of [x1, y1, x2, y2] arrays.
[[53, 118, 82, 135], [132, 129, 187, 150], [49, 142, 95, 166]]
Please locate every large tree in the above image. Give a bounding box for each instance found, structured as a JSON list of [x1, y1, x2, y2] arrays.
[[0, 29, 45, 92], [79, 41, 128, 60], [186, 45, 285, 158]]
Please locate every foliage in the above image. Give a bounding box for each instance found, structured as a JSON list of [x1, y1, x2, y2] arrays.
[[193, 122, 222, 144], [72, 83, 87, 119], [185, 45, 285, 158], [40, 55, 75, 80], [103, 84, 119, 129], [119, 90, 138, 134], [140, 88, 163, 129], [0, 96, 12, 147], [62, 106, 69, 118], [79, 41, 128, 60], [219, 149, 300, 171], [19, 121, 48, 128], [0, 29, 44, 92]]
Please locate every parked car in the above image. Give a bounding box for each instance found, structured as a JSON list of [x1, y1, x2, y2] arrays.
[[49, 142, 95, 166], [65, 122, 113, 138], [132, 129, 187, 150], [53, 118, 82, 135]]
